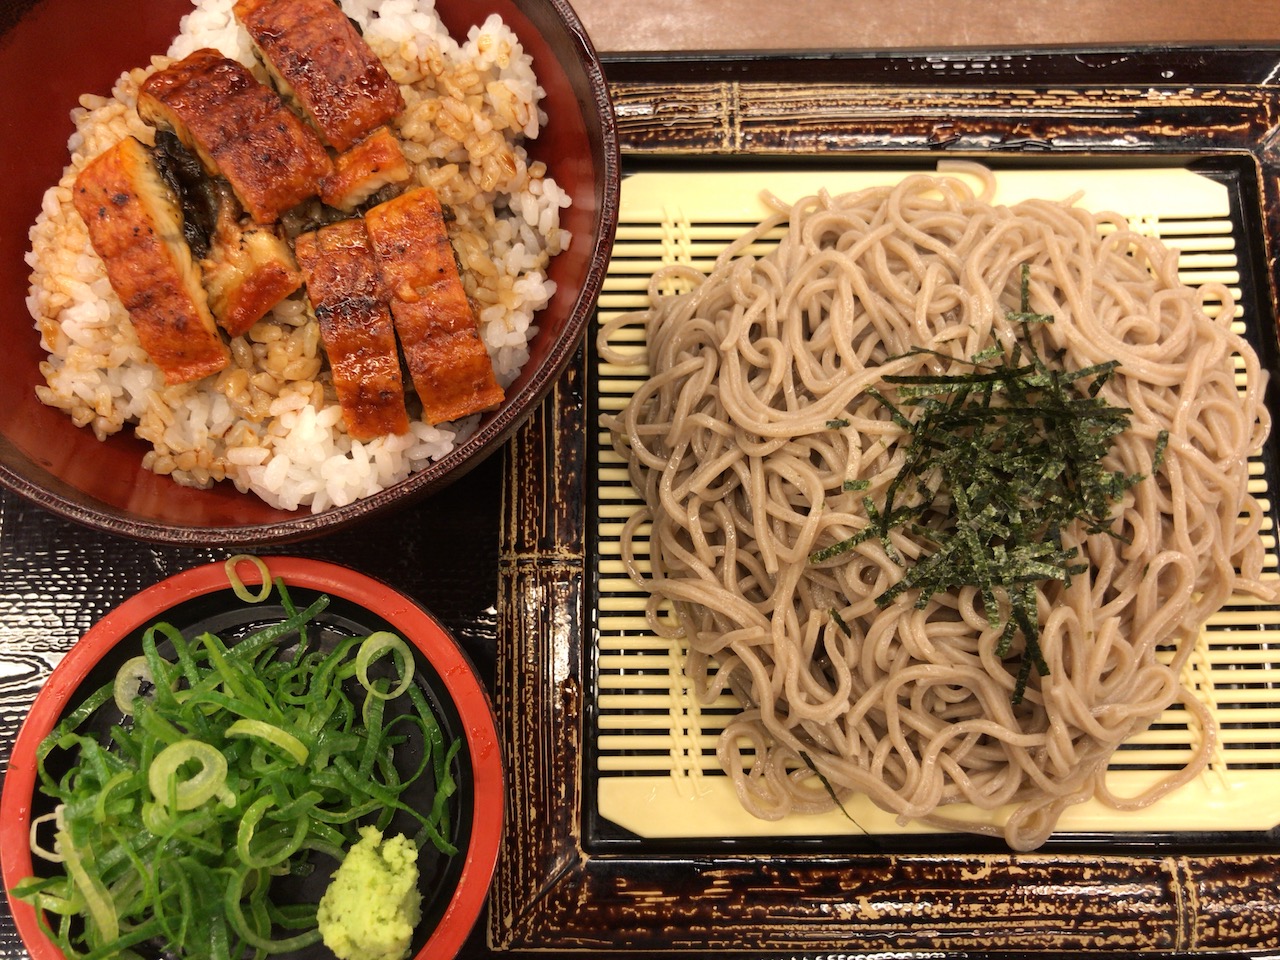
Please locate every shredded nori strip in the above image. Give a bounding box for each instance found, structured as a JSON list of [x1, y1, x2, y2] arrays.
[[798, 750, 867, 832], [829, 608, 853, 637], [811, 265, 1161, 703]]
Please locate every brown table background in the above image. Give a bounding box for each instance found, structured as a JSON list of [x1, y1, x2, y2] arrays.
[[573, 0, 1280, 53]]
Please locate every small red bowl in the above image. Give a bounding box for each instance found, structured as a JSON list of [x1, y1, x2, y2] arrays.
[[0, 557, 503, 960], [0, 0, 619, 545]]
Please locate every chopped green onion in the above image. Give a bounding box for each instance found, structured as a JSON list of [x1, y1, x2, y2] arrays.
[[15, 568, 459, 960], [355, 631, 414, 701], [148, 740, 229, 811], [112, 655, 154, 715], [57, 829, 118, 943], [28, 812, 62, 863], [225, 718, 309, 765], [224, 554, 272, 603]]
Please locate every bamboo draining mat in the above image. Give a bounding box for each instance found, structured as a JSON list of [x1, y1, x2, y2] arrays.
[[592, 166, 1280, 840]]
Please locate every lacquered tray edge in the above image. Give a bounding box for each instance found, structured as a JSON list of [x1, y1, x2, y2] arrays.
[[492, 47, 1280, 956]]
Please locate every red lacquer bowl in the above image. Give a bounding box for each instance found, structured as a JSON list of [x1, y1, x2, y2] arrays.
[[0, 0, 619, 544], [0, 557, 504, 960]]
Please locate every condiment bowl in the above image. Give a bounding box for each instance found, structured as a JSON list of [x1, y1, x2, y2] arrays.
[[0, 556, 504, 959]]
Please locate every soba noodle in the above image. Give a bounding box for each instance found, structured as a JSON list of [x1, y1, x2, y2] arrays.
[[599, 164, 1277, 851]]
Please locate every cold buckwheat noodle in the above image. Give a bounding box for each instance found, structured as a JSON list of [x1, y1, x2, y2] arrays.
[[599, 164, 1277, 851]]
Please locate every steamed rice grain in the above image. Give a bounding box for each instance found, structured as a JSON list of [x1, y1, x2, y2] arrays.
[[27, 0, 570, 512]]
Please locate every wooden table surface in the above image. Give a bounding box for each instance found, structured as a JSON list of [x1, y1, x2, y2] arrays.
[[572, 0, 1280, 53]]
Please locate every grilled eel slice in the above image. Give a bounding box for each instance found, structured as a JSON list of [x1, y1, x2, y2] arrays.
[[320, 126, 412, 212], [138, 48, 332, 224], [201, 182, 304, 337], [233, 0, 405, 152], [295, 218, 410, 440], [72, 136, 229, 385], [364, 186, 504, 425]]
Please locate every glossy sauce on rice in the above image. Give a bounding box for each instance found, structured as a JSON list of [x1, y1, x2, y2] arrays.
[[26, 0, 570, 512]]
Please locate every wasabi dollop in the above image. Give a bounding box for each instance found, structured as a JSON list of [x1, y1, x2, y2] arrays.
[[317, 826, 423, 960]]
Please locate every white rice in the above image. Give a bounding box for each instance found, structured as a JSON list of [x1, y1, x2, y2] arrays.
[[27, 0, 571, 513]]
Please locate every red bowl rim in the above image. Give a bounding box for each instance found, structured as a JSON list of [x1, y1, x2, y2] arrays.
[[0, 557, 504, 960]]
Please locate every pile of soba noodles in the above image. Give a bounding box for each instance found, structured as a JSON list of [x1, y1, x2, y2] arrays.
[[599, 164, 1277, 851]]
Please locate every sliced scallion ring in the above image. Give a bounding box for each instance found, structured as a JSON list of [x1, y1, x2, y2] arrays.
[[148, 740, 229, 811], [113, 655, 155, 715], [29, 811, 63, 863], [355, 631, 414, 700], [234, 796, 308, 869], [223, 554, 272, 603], [225, 718, 309, 765]]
